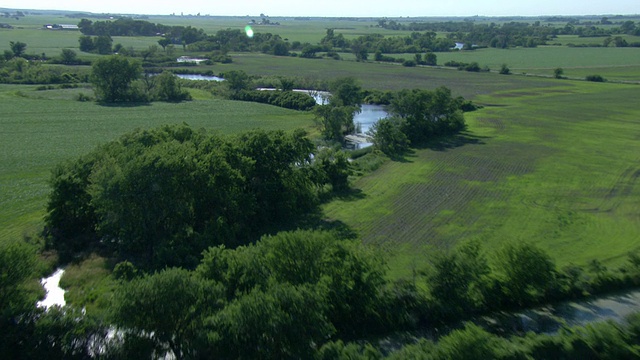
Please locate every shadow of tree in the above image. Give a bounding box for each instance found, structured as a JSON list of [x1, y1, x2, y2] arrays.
[[414, 132, 488, 152], [278, 209, 359, 240], [97, 101, 152, 108]]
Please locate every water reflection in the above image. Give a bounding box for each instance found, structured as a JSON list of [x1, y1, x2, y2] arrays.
[[175, 74, 224, 81], [37, 268, 66, 309]]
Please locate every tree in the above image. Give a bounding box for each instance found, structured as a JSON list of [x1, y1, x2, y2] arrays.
[[157, 37, 171, 52], [368, 117, 410, 157], [621, 20, 637, 35], [154, 71, 191, 102], [78, 35, 95, 52], [211, 283, 333, 359], [499, 63, 511, 75], [495, 242, 557, 306], [313, 147, 351, 191], [424, 52, 437, 66], [9, 41, 26, 57], [314, 105, 358, 141], [223, 69, 250, 94], [554, 67, 564, 79], [0, 241, 37, 317], [426, 241, 490, 319], [93, 35, 113, 54], [111, 268, 225, 360], [300, 43, 323, 58], [389, 87, 466, 143], [90, 55, 141, 102], [59, 48, 78, 65], [0, 241, 37, 356], [329, 77, 363, 107], [437, 324, 509, 359]]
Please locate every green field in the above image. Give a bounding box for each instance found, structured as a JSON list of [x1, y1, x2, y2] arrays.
[[2, 13, 640, 283], [435, 46, 640, 82], [324, 81, 640, 278], [0, 86, 314, 243]]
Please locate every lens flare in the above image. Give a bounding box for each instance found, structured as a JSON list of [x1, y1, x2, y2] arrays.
[[245, 25, 254, 38]]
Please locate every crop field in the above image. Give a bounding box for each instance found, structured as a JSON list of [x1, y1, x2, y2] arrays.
[[2, 13, 640, 285], [324, 81, 640, 278], [221, 52, 561, 97], [433, 46, 640, 82], [0, 85, 314, 243]]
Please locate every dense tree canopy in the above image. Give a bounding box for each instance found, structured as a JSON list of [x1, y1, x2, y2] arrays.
[[46, 125, 348, 269], [90, 55, 141, 102]]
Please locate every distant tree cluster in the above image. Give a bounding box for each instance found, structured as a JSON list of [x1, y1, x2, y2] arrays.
[[10, 227, 640, 358], [89, 55, 191, 103], [378, 19, 640, 47], [78, 34, 113, 54], [369, 87, 468, 156], [313, 77, 363, 142], [0, 53, 88, 84]]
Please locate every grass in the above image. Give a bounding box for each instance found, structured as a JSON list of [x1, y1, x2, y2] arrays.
[[216, 52, 559, 98], [58, 254, 116, 316], [323, 81, 640, 279], [0, 85, 315, 244], [2, 13, 640, 297], [434, 46, 640, 82]]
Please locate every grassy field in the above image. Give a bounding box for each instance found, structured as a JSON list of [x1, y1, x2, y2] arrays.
[[218, 52, 562, 97], [435, 46, 640, 81], [2, 13, 640, 289], [324, 81, 640, 278], [0, 85, 314, 243]]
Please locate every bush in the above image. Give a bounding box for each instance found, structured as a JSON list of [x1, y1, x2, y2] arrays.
[[75, 93, 93, 102], [464, 62, 481, 72], [233, 89, 316, 111], [586, 74, 606, 82], [402, 59, 416, 67]]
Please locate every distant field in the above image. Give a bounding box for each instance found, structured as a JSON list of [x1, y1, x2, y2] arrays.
[[434, 46, 640, 82], [218, 52, 559, 97], [324, 81, 640, 278], [0, 85, 314, 243], [2, 12, 640, 283]]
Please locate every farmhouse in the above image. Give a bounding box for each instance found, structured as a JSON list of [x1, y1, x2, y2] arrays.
[[43, 24, 79, 30]]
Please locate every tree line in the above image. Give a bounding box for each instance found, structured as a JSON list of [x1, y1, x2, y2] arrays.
[[45, 124, 350, 269], [378, 19, 640, 48], [5, 227, 640, 358]]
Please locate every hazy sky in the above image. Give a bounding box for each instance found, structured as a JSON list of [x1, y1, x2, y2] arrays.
[[3, 0, 638, 17]]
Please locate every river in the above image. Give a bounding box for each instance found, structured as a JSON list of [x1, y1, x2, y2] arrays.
[[175, 74, 224, 81], [38, 266, 640, 335], [36, 268, 66, 309], [174, 75, 389, 148], [477, 289, 640, 335]]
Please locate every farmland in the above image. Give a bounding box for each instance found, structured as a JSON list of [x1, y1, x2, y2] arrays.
[[1, 12, 640, 280], [324, 82, 640, 278], [0, 86, 314, 242], [3, 9, 640, 358]]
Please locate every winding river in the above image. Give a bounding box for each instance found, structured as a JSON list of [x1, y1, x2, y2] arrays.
[[37, 268, 66, 309]]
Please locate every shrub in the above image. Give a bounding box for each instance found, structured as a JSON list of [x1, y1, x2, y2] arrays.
[[586, 74, 606, 82], [402, 59, 416, 67]]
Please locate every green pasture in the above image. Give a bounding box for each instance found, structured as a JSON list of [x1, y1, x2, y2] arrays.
[[219, 52, 559, 97], [0, 85, 314, 243], [2, 12, 640, 284], [324, 81, 640, 278], [434, 46, 640, 81]]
